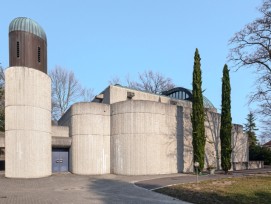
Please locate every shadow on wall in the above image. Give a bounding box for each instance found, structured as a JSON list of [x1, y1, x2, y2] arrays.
[[176, 106, 184, 172], [157, 106, 183, 173], [164, 106, 183, 173], [182, 107, 194, 172], [204, 110, 221, 170], [166, 106, 193, 173], [204, 111, 248, 170], [232, 124, 248, 163]]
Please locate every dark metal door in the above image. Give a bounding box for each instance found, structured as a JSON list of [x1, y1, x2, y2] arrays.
[[52, 148, 69, 172]]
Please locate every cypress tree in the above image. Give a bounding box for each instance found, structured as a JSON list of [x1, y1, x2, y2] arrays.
[[0, 64, 4, 132], [192, 48, 205, 172], [220, 64, 232, 174]]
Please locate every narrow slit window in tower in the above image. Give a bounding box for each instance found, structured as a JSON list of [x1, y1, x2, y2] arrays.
[[38, 47, 41, 63], [16, 41, 20, 58]]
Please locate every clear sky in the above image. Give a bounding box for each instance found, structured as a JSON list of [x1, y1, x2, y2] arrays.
[[0, 0, 263, 126]]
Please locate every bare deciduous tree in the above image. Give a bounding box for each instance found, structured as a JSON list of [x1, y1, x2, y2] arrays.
[[127, 70, 175, 94], [81, 87, 95, 102], [108, 76, 121, 85], [50, 66, 84, 120], [228, 0, 271, 141]]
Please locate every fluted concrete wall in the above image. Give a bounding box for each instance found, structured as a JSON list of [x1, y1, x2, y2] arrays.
[[204, 112, 248, 171], [111, 100, 182, 175], [181, 107, 194, 172], [204, 111, 221, 170], [5, 67, 51, 178], [181, 109, 249, 172], [62, 102, 110, 175], [232, 124, 248, 163]]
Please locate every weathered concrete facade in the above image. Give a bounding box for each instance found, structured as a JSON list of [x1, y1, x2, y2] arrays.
[[2, 69, 249, 177], [59, 103, 110, 175], [111, 100, 182, 175], [5, 67, 51, 178], [55, 85, 249, 175], [94, 85, 248, 174]]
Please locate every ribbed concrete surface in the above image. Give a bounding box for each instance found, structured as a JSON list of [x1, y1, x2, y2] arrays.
[[5, 67, 51, 178], [69, 103, 110, 175], [111, 100, 182, 175], [232, 124, 248, 162], [204, 111, 221, 170]]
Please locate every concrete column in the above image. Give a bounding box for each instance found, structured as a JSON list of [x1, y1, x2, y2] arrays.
[[5, 67, 51, 178], [111, 100, 181, 175], [69, 103, 110, 175]]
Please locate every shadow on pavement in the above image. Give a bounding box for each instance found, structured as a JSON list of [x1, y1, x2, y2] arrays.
[[87, 178, 184, 204]]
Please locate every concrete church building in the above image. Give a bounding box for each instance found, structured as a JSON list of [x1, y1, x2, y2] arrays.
[[3, 17, 250, 178]]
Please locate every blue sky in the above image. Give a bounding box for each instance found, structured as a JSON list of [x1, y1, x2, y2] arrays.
[[0, 0, 263, 126]]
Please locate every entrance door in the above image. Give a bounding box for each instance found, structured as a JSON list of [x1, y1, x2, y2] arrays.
[[52, 148, 69, 172]]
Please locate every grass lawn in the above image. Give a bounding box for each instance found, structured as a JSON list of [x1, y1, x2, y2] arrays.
[[155, 175, 271, 204]]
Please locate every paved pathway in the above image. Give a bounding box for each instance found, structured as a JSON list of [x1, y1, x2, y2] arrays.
[[0, 172, 189, 204], [0, 167, 270, 204]]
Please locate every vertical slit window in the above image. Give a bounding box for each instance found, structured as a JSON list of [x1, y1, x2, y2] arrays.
[[17, 41, 20, 58], [38, 47, 41, 63]]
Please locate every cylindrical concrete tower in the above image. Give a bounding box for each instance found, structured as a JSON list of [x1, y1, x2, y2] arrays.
[[5, 17, 51, 178], [111, 100, 181, 175], [67, 103, 110, 175]]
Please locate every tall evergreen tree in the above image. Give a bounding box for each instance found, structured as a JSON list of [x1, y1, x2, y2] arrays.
[[244, 111, 258, 146], [0, 88, 4, 132], [192, 48, 205, 172], [220, 64, 232, 174], [0, 64, 4, 132]]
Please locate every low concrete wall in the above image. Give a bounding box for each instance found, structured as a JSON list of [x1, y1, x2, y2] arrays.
[[59, 102, 110, 175], [5, 67, 51, 178], [111, 100, 182, 175], [248, 161, 264, 169], [232, 161, 264, 170], [52, 137, 72, 148], [232, 162, 248, 170], [52, 126, 69, 137]]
